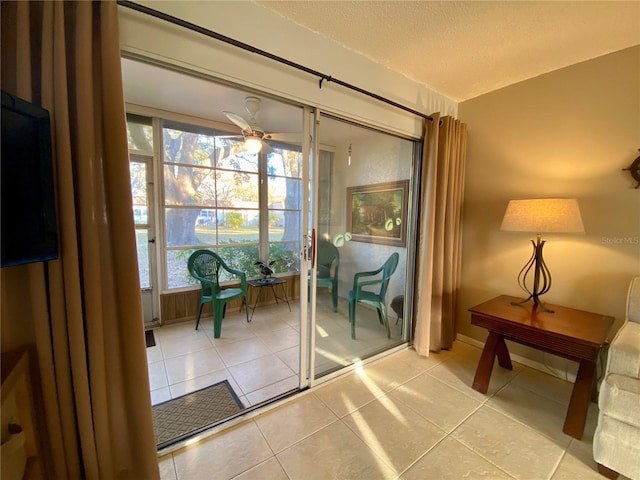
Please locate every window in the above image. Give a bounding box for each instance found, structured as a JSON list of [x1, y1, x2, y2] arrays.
[[127, 115, 302, 291], [267, 145, 302, 273], [127, 114, 154, 290]]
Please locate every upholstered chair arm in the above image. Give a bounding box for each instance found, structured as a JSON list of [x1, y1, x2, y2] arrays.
[[626, 276, 640, 324], [607, 321, 640, 379]]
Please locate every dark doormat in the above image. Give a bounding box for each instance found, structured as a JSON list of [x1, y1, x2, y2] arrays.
[[152, 380, 244, 449], [145, 330, 155, 348]]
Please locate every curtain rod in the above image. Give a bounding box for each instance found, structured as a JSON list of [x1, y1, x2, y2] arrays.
[[117, 0, 433, 122]]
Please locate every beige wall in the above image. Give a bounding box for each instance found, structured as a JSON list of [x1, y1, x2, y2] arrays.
[[457, 46, 640, 369]]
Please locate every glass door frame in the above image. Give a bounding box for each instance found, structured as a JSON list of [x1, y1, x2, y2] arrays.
[[297, 107, 314, 391], [129, 149, 161, 327], [303, 108, 419, 389]]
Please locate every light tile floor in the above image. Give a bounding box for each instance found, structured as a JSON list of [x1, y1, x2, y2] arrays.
[[147, 296, 404, 407], [147, 303, 302, 407], [155, 339, 620, 480]]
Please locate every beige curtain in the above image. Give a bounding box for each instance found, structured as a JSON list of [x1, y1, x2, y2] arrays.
[[414, 114, 468, 356], [1, 1, 159, 478]]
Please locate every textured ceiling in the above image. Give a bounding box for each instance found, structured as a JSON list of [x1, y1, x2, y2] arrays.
[[256, 1, 640, 101]]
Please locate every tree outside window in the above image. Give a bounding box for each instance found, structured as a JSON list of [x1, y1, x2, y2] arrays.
[[127, 115, 302, 290]]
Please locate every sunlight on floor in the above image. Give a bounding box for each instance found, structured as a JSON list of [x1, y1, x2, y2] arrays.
[[157, 341, 618, 480], [147, 296, 406, 410]]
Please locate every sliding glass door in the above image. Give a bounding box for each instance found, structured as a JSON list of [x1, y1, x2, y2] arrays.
[[308, 113, 418, 380], [123, 55, 420, 410]]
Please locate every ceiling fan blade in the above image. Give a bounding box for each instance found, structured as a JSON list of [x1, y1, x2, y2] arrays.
[[216, 134, 244, 140], [223, 111, 251, 131], [267, 132, 303, 143]]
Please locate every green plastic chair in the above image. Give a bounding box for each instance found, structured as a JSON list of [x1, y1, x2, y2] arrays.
[[313, 240, 340, 312], [348, 252, 399, 340], [187, 249, 249, 338]]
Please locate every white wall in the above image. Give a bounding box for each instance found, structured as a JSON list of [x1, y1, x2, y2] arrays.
[[329, 132, 414, 304], [118, 1, 456, 141]]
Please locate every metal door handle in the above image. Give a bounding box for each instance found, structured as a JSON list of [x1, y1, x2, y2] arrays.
[[310, 229, 316, 268]]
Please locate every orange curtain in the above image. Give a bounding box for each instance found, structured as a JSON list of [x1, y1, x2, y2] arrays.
[[1, 1, 159, 478], [414, 114, 468, 355]]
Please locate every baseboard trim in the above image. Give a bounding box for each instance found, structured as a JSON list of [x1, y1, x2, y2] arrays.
[[455, 334, 578, 384]]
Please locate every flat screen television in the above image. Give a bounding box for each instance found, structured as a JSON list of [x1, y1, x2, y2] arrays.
[[1, 90, 59, 267]]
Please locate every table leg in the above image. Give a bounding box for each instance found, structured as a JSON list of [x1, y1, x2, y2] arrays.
[[269, 285, 279, 304], [268, 283, 291, 312], [472, 332, 501, 394], [249, 287, 262, 322], [279, 283, 291, 312], [563, 359, 595, 439], [495, 336, 512, 370]]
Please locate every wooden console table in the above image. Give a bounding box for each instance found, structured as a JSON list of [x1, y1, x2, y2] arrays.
[[469, 295, 613, 439]]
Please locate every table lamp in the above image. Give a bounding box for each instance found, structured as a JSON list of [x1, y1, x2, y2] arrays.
[[500, 198, 584, 312]]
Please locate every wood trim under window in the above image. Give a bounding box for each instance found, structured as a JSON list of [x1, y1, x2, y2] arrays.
[[160, 275, 300, 323]]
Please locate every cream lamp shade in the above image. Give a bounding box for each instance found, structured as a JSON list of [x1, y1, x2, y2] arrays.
[[501, 198, 584, 234], [500, 198, 584, 312]]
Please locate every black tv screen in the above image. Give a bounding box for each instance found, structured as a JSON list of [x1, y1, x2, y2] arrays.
[[1, 90, 59, 267]]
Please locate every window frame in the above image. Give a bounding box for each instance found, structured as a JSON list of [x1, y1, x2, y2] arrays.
[[127, 112, 303, 292]]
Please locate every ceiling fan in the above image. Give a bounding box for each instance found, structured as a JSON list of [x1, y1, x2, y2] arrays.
[[223, 96, 333, 153], [222, 96, 276, 154]]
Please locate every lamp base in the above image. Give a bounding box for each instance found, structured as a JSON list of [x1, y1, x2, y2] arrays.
[[514, 235, 554, 313], [510, 295, 554, 313]]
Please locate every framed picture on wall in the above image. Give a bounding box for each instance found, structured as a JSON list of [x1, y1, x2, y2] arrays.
[[346, 180, 409, 247]]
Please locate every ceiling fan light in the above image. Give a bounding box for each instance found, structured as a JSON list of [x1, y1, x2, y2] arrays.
[[244, 135, 262, 154]]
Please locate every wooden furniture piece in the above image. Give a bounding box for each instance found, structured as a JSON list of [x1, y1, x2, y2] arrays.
[[1, 349, 43, 479], [469, 295, 613, 439], [247, 277, 291, 321]]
